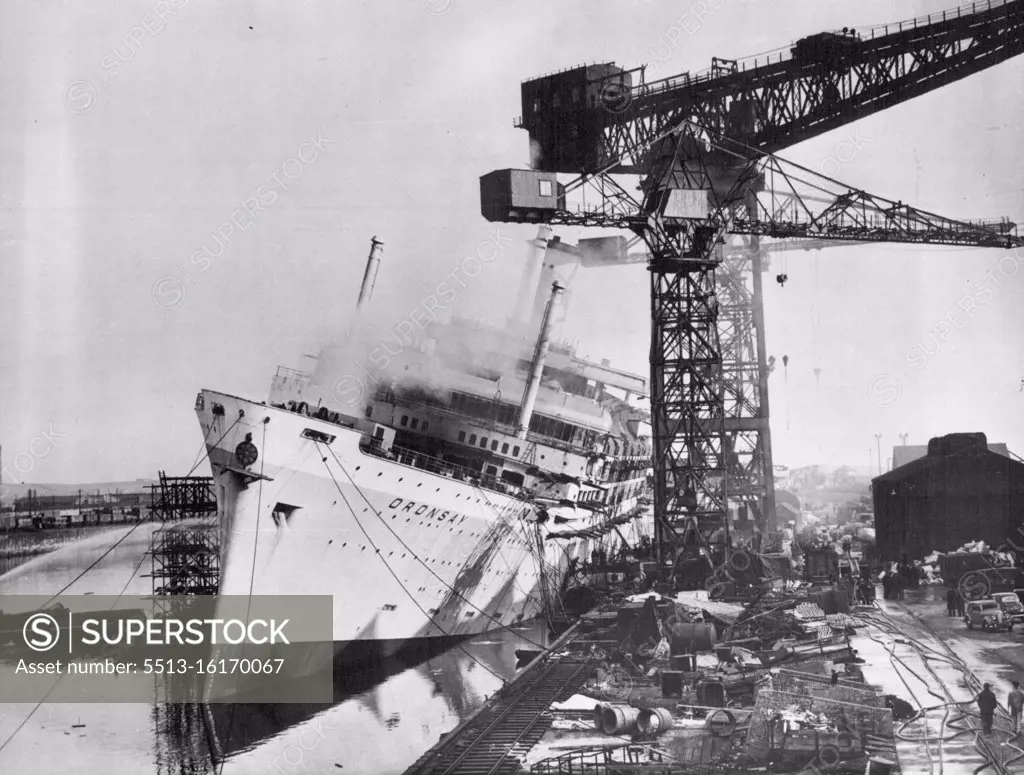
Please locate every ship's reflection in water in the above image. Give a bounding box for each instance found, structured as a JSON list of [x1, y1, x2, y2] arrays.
[[155, 626, 550, 775], [0, 528, 550, 775]]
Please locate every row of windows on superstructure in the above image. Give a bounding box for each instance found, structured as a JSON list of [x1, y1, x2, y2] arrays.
[[449, 391, 598, 448], [457, 431, 521, 459], [450, 392, 519, 427], [579, 480, 645, 506], [398, 415, 429, 433], [604, 461, 647, 482]]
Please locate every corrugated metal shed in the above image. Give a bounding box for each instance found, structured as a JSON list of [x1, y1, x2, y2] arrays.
[[873, 433, 1024, 561]]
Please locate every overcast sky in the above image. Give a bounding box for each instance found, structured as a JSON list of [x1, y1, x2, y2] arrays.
[[1, 0, 1023, 485]]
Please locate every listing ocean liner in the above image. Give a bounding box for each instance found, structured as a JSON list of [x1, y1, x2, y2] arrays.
[[195, 231, 652, 661]]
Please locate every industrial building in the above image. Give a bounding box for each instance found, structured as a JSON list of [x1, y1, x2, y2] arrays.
[[892, 441, 1010, 469], [872, 433, 1024, 561]]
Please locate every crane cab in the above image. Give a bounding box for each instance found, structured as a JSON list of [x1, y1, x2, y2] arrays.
[[791, 30, 861, 69], [479, 169, 564, 223], [517, 63, 633, 173]]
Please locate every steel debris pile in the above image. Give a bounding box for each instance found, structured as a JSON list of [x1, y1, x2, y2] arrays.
[[401, 559, 909, 775], [512, 583, 899, 774]]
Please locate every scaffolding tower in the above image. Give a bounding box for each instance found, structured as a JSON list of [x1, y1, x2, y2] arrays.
[[149, 472, 220, 597], [149, 472, 217, 522]]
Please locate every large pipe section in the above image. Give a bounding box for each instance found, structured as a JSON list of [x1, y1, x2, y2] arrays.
[[517, 281, 563, 439], [356, 236, 384, 309]]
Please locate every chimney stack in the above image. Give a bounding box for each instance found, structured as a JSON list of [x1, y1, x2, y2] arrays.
[[517, 281, 564, 439], [356, 236, 384, 310], [510, 225, 552, 329]]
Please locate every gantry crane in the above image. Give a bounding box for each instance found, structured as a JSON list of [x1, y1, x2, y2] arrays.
[[480, 1, 1024, 579]]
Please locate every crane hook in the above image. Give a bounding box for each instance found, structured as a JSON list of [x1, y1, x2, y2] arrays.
[[776, 273, 788, 287]]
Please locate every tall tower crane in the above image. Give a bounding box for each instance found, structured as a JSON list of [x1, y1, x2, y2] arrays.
[[480, 2, 1024, 577]]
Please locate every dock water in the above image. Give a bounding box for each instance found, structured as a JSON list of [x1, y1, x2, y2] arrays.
[[0, 528, 549, 774]]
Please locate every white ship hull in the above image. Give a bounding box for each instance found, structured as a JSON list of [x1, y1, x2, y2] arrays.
[[197, 390, 640, 660]]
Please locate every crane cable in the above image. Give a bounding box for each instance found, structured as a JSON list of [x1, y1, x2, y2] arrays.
[[312, 448, 510, 686], [471, 485, 545, 607], [189, 420, 216, 473], [0, 490, 180, 757], [0, 412, 244, 760], [0, 538, 159, 756], [323, 443, 551, 651], [473, 482, 600, 610], [25, 413, 244, 609], [317, 442, 551, 656]]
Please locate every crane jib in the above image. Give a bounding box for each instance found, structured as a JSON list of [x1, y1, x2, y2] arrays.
[[482, 0, 1024, 568]]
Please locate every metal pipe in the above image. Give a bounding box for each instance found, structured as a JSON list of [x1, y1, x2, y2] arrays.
[[517, 281, 564, 439], [356, 236, 384, 310]]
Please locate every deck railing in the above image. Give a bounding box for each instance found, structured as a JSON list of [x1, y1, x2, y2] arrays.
[[359, 437, 528, 500]]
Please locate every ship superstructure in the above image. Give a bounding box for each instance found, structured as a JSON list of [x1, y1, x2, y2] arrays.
[[195, 233, 652, 661]]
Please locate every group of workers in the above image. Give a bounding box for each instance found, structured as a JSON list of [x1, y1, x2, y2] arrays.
[[945, 587, 967, 617], [876, 561, 917, 597], [977, 681, 1024, 735]]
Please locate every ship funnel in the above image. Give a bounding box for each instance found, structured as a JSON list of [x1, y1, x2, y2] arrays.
[[517, 281, 564, 439], [356, 236, 384, 310], [510, 225, 552, 328]]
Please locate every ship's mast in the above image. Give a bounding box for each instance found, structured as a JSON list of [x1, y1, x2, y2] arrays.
[[516, 280, 563, 439], [356, 236, 384, 310]]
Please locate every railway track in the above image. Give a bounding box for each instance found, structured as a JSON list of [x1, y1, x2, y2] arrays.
[[404, 656, 593, 775]]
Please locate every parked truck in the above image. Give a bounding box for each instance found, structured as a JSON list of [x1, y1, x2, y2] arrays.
[[941, 552, 1017, 592]]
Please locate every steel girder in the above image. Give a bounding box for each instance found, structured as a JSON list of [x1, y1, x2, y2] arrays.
[[494, 1, 1024, 572], [647, 260, 724, 560], [718, 238, 773, 548], [588, 1, 1024, 168], [541, 128, 1024, 567]]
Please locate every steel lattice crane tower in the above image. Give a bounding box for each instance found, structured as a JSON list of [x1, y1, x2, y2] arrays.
[[480, 1, 1024, 579]]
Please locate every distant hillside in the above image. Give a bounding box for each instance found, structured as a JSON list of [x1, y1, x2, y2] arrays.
[[0, 480, 157, 502]]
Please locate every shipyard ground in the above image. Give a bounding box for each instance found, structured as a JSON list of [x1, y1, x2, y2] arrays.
[[859, 592, 1024, 773], [403, 582, 1024, 775], [887, 584, 1024, 686]]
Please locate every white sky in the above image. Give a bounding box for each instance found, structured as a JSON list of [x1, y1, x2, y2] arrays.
[[1, 0, 1023, 483]]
